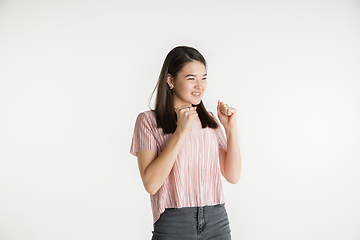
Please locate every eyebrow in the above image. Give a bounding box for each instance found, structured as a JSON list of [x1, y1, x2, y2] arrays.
[[185, 74, 207, 77]]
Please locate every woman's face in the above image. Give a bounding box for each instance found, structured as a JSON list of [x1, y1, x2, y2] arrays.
[[168, 60, 207, 109]]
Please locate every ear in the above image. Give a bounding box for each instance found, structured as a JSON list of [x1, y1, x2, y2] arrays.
[[166, 74, 174, 89]]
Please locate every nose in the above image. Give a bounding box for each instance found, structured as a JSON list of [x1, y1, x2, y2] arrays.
[[194, 79, 203, 90]]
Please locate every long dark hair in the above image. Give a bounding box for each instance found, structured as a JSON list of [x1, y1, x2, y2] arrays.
[[149, 46, 219, 134]]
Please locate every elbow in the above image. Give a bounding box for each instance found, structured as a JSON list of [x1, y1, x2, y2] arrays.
[[222, 168, 241, 184], [227, 175, 241, 185], [141, 173, 161, 195], [228, 179, 240, 185], [144, 183, 159, 195], [146, 188, 157, 195]]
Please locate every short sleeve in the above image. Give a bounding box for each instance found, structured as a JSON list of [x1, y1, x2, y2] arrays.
[[209, 112, 227, 151], [130, 112, 157, 157]]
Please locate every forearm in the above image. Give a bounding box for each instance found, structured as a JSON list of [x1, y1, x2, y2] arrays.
[[223, 126, 242, 184], [143, 130, 187, 195]]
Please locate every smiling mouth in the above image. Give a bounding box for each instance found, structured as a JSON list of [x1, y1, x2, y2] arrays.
[[192, 93, 201, 96]]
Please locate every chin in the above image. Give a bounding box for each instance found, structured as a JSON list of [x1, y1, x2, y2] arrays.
[[191, 100, 202, 106]]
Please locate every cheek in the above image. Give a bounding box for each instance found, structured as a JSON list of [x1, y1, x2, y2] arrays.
[[186, 83, 196, 92], [202, 81, 207, 91], [176, 82, 192, 95]]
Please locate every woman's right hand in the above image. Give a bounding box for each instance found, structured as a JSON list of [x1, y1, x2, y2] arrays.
[[175, 106, 198, 135]]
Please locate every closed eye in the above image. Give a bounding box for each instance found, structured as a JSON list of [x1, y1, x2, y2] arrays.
[[188, 78, 195, 80]]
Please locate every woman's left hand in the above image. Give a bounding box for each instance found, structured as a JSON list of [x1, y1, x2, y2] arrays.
[[217, 100, 237, 130]]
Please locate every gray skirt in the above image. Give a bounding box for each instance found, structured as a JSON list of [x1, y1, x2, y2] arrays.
[[151, 203, 231, 240]]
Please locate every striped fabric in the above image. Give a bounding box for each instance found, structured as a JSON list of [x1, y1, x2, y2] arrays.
[[130, 110, 227, 224]]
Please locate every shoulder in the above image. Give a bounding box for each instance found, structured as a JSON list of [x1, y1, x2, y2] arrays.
[[208, 111, 219, 123], [135, 110, 157, 127], [208, 111, 216, 118], [137, 110, 155, 119]]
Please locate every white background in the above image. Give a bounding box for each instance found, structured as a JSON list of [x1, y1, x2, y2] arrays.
[[1, 0, 360, 239]]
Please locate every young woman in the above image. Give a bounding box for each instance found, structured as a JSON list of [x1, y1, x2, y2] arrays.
[[130, 46, 241, 240]]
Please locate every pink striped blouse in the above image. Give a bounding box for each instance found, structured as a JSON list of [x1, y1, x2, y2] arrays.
[[130, 110, 227, 224]]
